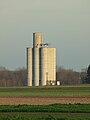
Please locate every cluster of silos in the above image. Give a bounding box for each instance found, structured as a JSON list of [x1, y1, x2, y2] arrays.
[[27, 32, 56, 86]]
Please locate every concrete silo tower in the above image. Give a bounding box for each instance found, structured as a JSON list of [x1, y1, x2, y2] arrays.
[[33, 32, 42, 86], [27, 32, 56, 86], [27, 32, 42, 86], [27, 48, 32, 86], [33, 32, 42, 48], [40, 48, 48, 86]]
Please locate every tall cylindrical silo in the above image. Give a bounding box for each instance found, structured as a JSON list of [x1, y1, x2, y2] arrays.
[[40, 48, 47, 86], [33, 32, 42, 48], [33, 32, 42, 86], [47, 48, 51, 82], [47, 48, 56, 85], [33, 48, 39, 86], [27, 48, 32, 86], [53, 48, 56, 82]]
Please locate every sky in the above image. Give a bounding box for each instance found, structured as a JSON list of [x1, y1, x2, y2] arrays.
[[0, 0, 90, 71]]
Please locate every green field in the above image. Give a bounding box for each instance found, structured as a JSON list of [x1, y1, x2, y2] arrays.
[[0, 85, 90, 96], [0, 112, 90, 120], [0, 85, 90, 119], [0, 104, 90, 112], [0, 104, 90, 120]]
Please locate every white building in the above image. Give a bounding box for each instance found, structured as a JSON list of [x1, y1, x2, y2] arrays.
[[27, 32, 56, 86]]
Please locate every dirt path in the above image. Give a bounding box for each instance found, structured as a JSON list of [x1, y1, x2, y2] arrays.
[[0, 96, 90, 105]]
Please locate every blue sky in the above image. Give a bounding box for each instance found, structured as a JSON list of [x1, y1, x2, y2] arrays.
[[0, 0, 90, 71]]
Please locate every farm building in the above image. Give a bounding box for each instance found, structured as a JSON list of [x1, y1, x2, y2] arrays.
[[27, 32, 56, 86]]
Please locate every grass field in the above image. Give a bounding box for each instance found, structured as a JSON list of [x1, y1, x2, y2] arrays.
[[0, 104, 90, 120], [0, 85, 90, 119], [0, 112, 90, 120], [0, 104, 90, 112], [0, 85, 90, 105], [0, 85, 90, 97]]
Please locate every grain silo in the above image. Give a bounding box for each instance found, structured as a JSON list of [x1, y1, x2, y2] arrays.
[[27, 48, 32, 86], [27, 32, 56, 86], [33, 48, 40, 86], [40, 48, 48, 86], [46, 48, 56, 85], [33, 32, 42, 48]]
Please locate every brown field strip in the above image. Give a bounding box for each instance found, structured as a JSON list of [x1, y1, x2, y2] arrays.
[[0, 96, 90, 105]]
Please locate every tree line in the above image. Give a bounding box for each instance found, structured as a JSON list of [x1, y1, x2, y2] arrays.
[[0, 67, 26, 87], [57, 65, 90, 85], [0, 66, 89, 87]]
